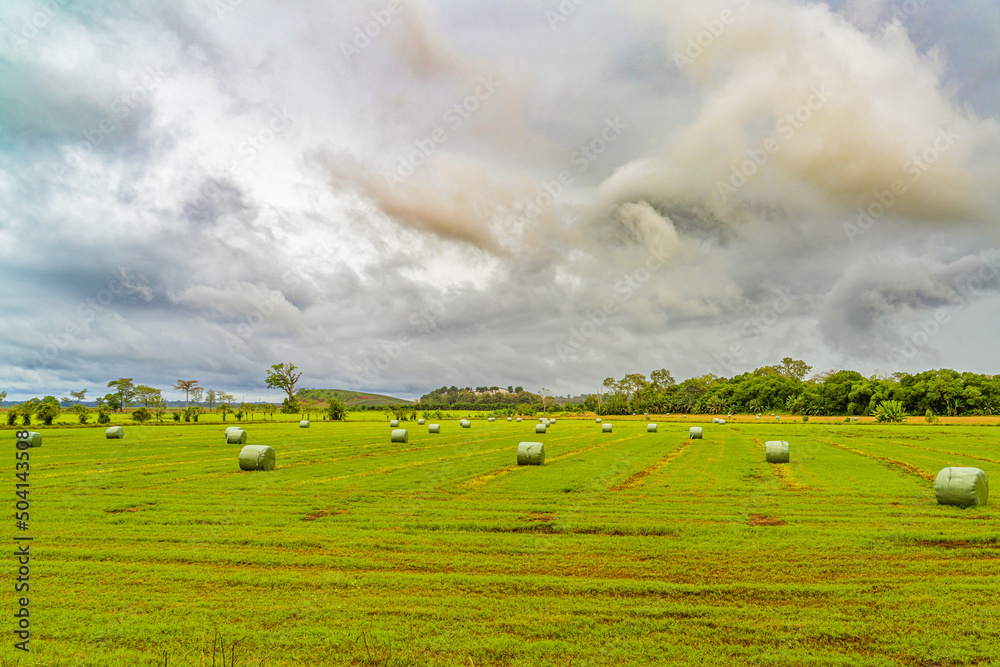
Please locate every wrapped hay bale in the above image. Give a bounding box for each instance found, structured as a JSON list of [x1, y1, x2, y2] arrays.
[[516, 417, 522, 422], [517, 441, 545, 466], [417, 418, 426, 425], [852, 417, 859, 422], [390, 419, 400, 427], [461, 419, 471, 428], [17, 432, 42, 447], [535, 424, 547, 434], [391, 429, 409, 443], [549, 419, 557, 424], [602, 424, 612, 433], [238, 445, 275, 471], [226, 429, 247, 445], [765, 440, 790, 463], [507, 417, 512, 422], [689, 426, 702, 439], [299, 420, 310, 428], [428, 424, 440, 433], [539, 417, 546, 423], [712, 418, 720, 424], [935, 467, 989, 507], [105, 426, 124, 439], [225, 426, 241, 440], [488, 417, 495, 422], [756, 415, 761, 419], [719, 419, 726, 425], [596, 418, 602, 423], [647, 424, 657, 433]]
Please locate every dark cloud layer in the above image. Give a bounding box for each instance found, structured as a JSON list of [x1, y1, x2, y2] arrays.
[[1, 0, 1000, 401]]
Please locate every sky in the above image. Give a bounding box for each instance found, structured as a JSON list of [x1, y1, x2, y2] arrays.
[[2, 0, 1000, 403]]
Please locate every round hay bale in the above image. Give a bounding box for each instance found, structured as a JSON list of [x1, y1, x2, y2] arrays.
[[647, 423, 657, 433], [299, 420, 310, 428], [461, 419, 471, 428], [602, 423, 612, 433], [539, 417, 546, 422], [549, 419, 556, 424], [775, 416, 781, 420], [226, 429, 247, 445], [712, 418, 720, 424], [507, 417, 512, 422], [595, 418, 602, 423], [389, 419, 400, 427], [17, 432, 42, 447], [516, 417, 522, 422], [391, 429, 409, 443], [689, 426, 702, 439], [852, 417, 858, 422], [719, 419, 726, 425], [517, 442, 545, 466], [765, 440, 790, 463], [238, 445, 275, 471], [417, 418, 426, 425], [225, 426, 242, 439], [488, 417, 495, 422], [756, 415, 761, 419], [935, 467, 989, 507], [535, 424, 547, 434], [428, 424, 440, 433], [105, 426, 124, 439]]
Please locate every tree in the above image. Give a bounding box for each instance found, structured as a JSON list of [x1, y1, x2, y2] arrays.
[[583, 394, 599, 413], [539, 388, 554, 412], [101, 393, 122, 412], [325, 398, 346, 421], [172, 380, 201, 409], [107, 378, 137, 412], [72, 404, 91, 424], [61, 389, 87, 406], [265, 363, 303, 404], [780, 358, 813, 380], [19, 399, 39, 425], [37, 402, 60, 426], [132, 407, 152, 424], [205, 389, 217, 410], [135, 385, 161, 407], [150, 396, 167, 422], [191, 387, 204, 406]]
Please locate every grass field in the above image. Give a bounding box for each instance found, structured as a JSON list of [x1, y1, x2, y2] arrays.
[[4, 417, 999, 666]]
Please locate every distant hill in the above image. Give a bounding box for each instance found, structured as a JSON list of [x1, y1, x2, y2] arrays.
[[296, 388, 413, 407]]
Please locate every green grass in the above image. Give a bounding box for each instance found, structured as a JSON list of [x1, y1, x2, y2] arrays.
[[296, 388, 413, 407], [5, 419, 999, 666]]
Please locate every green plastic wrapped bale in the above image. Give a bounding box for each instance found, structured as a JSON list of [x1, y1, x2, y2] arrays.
[[647, 423, 657, 433], [17, 432, 42, 447], [517, 442, 545, 466], [461, 419, 471, 428], [539, 417, 546, 422], [765, 440, 790, 463], [852, 417, 858, 422], [390, 420, 399, 427], [225, 426, 242, 440], [712, 418, 720, 424], [719, 419, 726, 425], [105, 426, 124, 439], [516, 417, 522, 422], [299, 420, 310, 428], [428, 424, 440, 433], [417, 418, 426, 425], [596, 418, 602, 423], [488, 417, 495, 422], [756, 415, 761, 419], [549, 419, 556, 424], [391, 429, 408, 443], [507, 417, 512, 422], [602, 424, 612, 433], [226, 429, 247, 445], [689, 427, 702, 439], [535, 424, 546, 434], [239, 445, 275, 471], [935, 467, 989, 507]]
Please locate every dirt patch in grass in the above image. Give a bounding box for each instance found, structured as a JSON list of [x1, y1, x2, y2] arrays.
[[301, 508, 350, 521], [748, 514, 786, 527], [910, 538, 1000, 549], [107, 506, 142, 514]]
